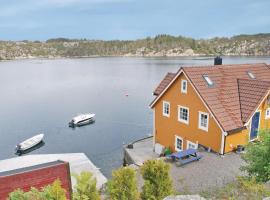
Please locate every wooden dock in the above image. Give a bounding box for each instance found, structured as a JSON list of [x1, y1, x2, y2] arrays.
[[0, 153, 107, 189]]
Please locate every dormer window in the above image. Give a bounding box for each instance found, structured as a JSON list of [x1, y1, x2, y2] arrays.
[[203, 75, 214, 87], [247, 71, 256, 79]]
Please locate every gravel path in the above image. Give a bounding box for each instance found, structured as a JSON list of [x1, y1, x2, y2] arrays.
[[127, 137, 245, 194]]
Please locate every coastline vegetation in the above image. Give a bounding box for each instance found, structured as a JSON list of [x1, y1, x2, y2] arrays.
[[0, 33, 270, 60]]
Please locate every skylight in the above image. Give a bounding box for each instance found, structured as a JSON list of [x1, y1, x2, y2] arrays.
[[203, 75, 214, 87], [247, 71, 256, 79]]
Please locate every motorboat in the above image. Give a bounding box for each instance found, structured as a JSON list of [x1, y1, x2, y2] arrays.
[[15, 134, 44, 152], [69, 113, 95, 127]]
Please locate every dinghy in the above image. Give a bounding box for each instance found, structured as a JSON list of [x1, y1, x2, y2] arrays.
[[69, 113, 95, 127], [16, 134, 44, 152]]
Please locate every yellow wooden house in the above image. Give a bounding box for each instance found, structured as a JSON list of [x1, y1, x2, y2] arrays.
[[150, 63, 270, 154]]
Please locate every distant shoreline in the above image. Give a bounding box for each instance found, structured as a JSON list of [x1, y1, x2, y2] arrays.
[[1, 34, 270, 60], [1, 54, 270, 62]]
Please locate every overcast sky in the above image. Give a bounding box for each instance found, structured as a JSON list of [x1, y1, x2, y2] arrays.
[[0, 0, 269, 41]]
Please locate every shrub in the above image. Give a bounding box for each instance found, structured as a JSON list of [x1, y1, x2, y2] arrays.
[[8, 179, 67, 200], [25, 188, 45, 200], [241, 129, 270, 182], [43, 179, 67, 200], [200, 176, 270, 199], [140, 160, 173, 200], [72, 171, 100, 200], [107, 167, 139, 200], [8, 189, 27, 200]]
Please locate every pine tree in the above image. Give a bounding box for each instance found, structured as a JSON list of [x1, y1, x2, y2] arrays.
[[140, 160, 173, 200]]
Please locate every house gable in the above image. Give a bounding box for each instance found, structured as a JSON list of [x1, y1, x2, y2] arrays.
[[153, 72, 223, 153], [238, 79, 270, 123], [151, 69, 226, 133], [152, 63, 270, 133]]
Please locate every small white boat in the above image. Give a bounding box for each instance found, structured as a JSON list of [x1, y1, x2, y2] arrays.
[[69, 113, 95, 127], [16, 134, 44, 152]]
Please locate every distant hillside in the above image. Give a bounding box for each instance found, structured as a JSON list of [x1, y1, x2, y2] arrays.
[[0, 33, 270, 60]]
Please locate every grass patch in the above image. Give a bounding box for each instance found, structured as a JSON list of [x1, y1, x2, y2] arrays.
[[200, 176, 270, 200]]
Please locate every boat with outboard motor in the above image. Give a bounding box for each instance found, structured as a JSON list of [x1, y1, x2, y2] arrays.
[[15, 134, 44, 152], [69, 113, 95, 127]]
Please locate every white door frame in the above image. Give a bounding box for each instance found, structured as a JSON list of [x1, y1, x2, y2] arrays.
[[249, 110, 261, 141]]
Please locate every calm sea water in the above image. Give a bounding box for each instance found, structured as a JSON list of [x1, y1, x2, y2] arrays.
[[0, 56, 269, 177]]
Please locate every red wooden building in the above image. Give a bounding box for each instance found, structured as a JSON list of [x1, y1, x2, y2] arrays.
[[0, 160, 72, 200]]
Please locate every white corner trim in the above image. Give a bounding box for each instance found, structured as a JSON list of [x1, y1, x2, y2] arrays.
[[220, 131, 227, 154], [153, 108, 156, 148]]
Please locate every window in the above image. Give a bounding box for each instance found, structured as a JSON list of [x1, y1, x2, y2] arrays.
[[203, 75, 214, 87], [247, 71, 256, 79], [163, 101, 170, 117], [187, 141, 198, 150], [181, 80, 187, 94], [175, 136, 183, 151], [199, 111, 209, 131], [178, 106, 189, 124], [266, 108, 270, 119]]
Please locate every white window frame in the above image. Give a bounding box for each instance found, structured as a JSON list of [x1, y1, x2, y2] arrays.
[[181, 79, 187, 94], [175, 135, 183, 151], [163, 101, 170, 117], [178, 105, 189, 125], [187, 140, 198, 150], [198, 111, 209, 132], [266, 108, 270, 119]]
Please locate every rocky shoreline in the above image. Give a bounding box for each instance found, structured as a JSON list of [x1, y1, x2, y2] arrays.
[[1, 34, 270, 60]]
